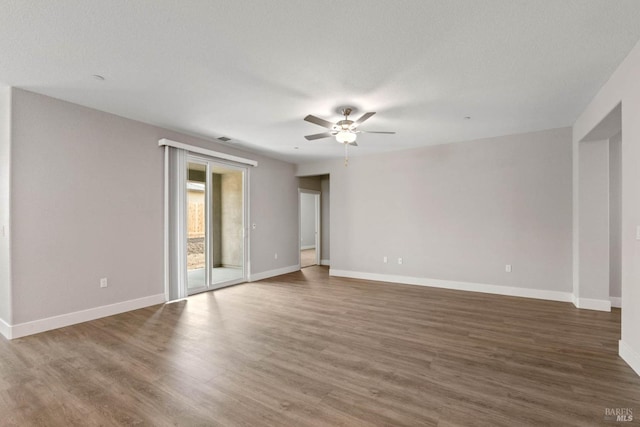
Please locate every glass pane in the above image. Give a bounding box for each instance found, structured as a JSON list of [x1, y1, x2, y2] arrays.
[[187, 162, 207, 290], [211, 167, 244, 286]]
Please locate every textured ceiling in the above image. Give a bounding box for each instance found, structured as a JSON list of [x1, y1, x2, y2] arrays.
[[1, 1, 640, 163]]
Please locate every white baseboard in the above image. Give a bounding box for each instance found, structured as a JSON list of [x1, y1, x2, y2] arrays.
[[329, 269, 574, 303], [620, 340, 640, 377], [0, 318, 11, 340], [610, 297, 622, 308], [320, 259, 330, 266], [249, 264, 299, 282], [573, 297, 611, 312], [7, 293, 166, 340], [300, 245, 316, 250]]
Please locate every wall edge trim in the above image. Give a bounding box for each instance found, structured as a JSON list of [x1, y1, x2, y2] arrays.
[[329, 269, 574, 303], [0, 317, 11, 339], [8, 293, 166, 339], [249, 265, 299, 282], [574, 297, 612, 312], [620, 340, 640, 377]]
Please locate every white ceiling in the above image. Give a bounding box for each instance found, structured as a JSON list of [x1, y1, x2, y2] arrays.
[[2, 1, 640, 164]]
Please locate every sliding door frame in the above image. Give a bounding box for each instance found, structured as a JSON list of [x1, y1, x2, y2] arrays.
[[162, 139, 256, 302], [185, 157, 210, 294], [187, 153, 249, 294]]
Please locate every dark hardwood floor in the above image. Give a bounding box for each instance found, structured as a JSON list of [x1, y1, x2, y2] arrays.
[[1, 266, 638, 426]]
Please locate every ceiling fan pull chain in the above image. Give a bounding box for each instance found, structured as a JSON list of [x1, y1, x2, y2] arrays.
[[344, 143, 349, 167]]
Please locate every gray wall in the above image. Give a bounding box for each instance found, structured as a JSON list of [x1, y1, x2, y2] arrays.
[[298, 127, 573, 292], [578, 140, 610, 301], [320, 176, 330, 262], [298, 176, 321, 192], [573, 37, 640, 372], [248, 148, 298, 275], [300, 193, 316, 249], [609, 132, 622, 298], [0, 86, 10, 325], [8, 89, 298, 325]]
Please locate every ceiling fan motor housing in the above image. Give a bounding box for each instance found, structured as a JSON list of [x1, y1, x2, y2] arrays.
[[336, 119, 354, 130]]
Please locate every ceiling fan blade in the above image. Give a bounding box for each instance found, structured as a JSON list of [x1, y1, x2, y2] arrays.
[[353, 112, 376, 126], [359, 131, 396, 134], [304, 132, 334, 141], [348, 141, 358, 146], [304, 115, 335, 129]]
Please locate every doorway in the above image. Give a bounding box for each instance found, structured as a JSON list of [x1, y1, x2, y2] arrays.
[[576, 103, 621, 311], [299, 190, 320, 268], [186, 157, 246, 293]]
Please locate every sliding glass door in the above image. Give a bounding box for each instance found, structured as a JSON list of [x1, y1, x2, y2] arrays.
[[186, 160, 208, 291], [186, 156, 246, 294]]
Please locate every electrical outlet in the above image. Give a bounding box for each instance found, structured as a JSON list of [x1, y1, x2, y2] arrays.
[[274, 253, 278, 260], [100, 278, 108, 288], [252, 223, 257, 230], [383, 256, 388, 264], [505, 264, 512, 273], [398, 258, 403, 265]]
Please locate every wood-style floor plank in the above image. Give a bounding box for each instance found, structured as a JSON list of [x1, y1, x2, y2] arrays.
[[0, 266, 639, 426]]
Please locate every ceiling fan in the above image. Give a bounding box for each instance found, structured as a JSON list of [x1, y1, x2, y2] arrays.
[[303, 108, 395, 145]]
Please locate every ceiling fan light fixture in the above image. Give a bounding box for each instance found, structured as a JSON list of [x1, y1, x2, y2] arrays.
[[336, 130, 357, 143]]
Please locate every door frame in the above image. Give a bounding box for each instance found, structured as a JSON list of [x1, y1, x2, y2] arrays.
[[186, 154, 249, 294], [298, 189, 321, 267], [185, 157, 210, 294]]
